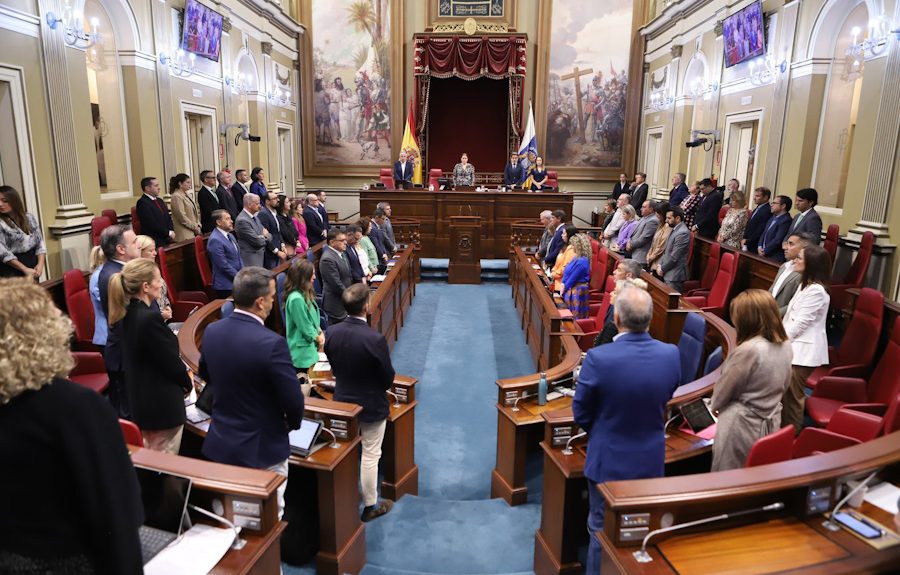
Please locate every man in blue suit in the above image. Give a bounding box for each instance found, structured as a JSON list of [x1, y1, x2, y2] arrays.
[[573, 285, 681, 574], [742, 186, 773, 253], [668, 172, 689, 207], [503, 152, 525, 188], [392, 150, 415, 189], [543, 209, 566, 267], [206, 210, 243, 298], [692, 178, 723, 239], [758, 195, 792, 262], [200, 267, 305, 517]]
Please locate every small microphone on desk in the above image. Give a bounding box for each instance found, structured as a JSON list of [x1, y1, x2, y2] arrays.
[[385, 389, 402, 407], [187, 503, 247, 550], [822, 469, 880, 532], [319, 426, 340, 449], [562, 431, 586, 456]]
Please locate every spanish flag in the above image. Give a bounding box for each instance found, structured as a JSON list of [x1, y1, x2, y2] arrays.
[[401, 99, 422, 185]]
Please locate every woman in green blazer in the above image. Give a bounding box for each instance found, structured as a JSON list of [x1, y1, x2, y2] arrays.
[[283, 259, 324, 372], [357, 216, 379, 275]]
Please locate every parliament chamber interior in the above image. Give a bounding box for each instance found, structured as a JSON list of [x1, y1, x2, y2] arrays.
[[3, 0, 900, 573]]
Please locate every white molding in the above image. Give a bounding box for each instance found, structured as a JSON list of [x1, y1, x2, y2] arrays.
[[720, 108, 765, 191], [791, 58, 833, 78], [180, 101, 220, 175], [0, 4, 40, 38], [118, 50, 157, 71], [817, 206, 844, 215], [169, 71, 225, 91], [239, 0, 305, 36], [100, 190, 134, 200], [0, 65, 43, 235], [641, 0, 710, 38]]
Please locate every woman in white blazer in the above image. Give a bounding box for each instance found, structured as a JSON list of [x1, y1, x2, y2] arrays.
[[781, 244, 831, 432]]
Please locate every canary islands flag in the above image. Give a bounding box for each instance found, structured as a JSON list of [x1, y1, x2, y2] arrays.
[[401, 99, 422, 185], [518, 101, 538, 188]]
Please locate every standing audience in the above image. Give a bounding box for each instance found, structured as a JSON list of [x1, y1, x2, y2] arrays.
[[626, 200, 660, 266], [770, 232, 812, 316], [277, 195, 299, 257], [560, 233, 593, 319], [611, 205, 638, 253], [536, 210, 553, 261], [602, 194, 630, 248], [759, 195, 792, 262], [544, 210, 567, 267], [134, 235, 173, 322], [206, 209, 243, 298], [742, 186, 773, 253], [550, 224, 579, 292], [788, 188, 822, 243], [135, 176, 174, 246], [88, 246, 108, 352], [257, 192, 287, 270], [679, 182, 702, 230], [303, 193, 328, 246], [197, 170, 221, 234], [717, 189, 750, 248], [668, 172, 689, 208], [646, 202, 672, 272], [319, 228, 352, 325], [377, 202, 397, 247], [283, 259, 324, 373], [291, 197, 310, 256], [249, 167, 267, 201], [655, 206, 691, 292], [168, 173, 201, 241], [234, 193, 269, 268], [357, 217, 380, 276], [0, 185, 46, 279], [692, 178, 723, 239], [215, 171, 239, 219]]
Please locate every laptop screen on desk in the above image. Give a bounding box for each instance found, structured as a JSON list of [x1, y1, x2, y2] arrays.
[[134, 466, 192, 535]]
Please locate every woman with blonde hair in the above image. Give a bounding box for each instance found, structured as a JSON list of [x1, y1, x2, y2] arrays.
[[612, 204, 638, 252], [717, 189, 750, 248], [0, 278, 144, 572], [135, 235, 173, 322], [283, 259, 324, 373], [88, 246, 109, 352], [710, 289, 792, 471], [109, 259, 191, 453], [560, 233, 593, 318]]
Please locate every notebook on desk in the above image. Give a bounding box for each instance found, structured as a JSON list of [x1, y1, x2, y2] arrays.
[[134, 466, 193, 565]]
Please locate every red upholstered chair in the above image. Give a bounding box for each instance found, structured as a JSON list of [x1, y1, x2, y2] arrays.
[[805, 287, 883, 390], [157, 247, 209, 322], [69, 352, 109, 394], [834, 393, 900, 437], [379, 168, 396, 189], [193, 236, 215, 300], [91, 216, 110, 247], [119, 419, 143, 446], [63, 270, 96, 351], [682, 252, 737, 318], [428, 169, 443, 190], [686, 232, 695, 268], [577, 288, 613, 352], [823, 224, 839, 269], [545, 171, 559, 190], [101, 208, 118, 227], [830, 231, 874, 314], [588, 248, 611, 302], [683, 242, 720, 295], [744, 426, 794, 467], [717, 205, 729, 224], [806, 316, 900, 427], [588, 275, 615, 317], [590, 238, 599, 263], [130, 206, 142, 235], [792, 408, 884, 458]]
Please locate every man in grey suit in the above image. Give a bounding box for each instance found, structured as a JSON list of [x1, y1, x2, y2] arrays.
[[536, 210, 553, 259], [626, 200, 660, 265], [234, 193, 270, 268], [655, 206, 691, 293], [788, 188, 822, 244], [377, 202, 397, 247], [770, 232, 814, 316], [320, 228, 352, 325]]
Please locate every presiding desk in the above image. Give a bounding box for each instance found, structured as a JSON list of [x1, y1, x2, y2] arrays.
[[359, 190, 573, 258]]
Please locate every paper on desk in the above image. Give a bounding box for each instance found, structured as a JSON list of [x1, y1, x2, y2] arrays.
[[144, 524, 234, 575], [371, 274, 386, 282], [318, 352, 328, 362], [864, 482, 900, 514], [313, 361, 331, 372]]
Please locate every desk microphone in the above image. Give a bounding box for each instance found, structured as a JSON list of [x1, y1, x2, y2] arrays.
[[663, 413, 682, 438], [319, 426, 340, 449], [385, 389, 402, 407], [633, 502, 784, 563], [822, 469, 879, 532], [187, 503, 247, 550], [562, 431, 586, 456]]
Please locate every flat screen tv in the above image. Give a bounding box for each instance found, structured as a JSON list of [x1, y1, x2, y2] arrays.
[[723, 1, 766, 68], [181, 0, 223, 62]]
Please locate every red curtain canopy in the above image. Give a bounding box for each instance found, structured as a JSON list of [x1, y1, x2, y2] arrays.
[[414, 35, 527, 80]]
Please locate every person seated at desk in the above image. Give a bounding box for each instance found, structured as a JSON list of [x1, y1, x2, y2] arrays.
[[573, 285, 681, 575], [452, 152, 475, 188], [0, 278, 144, 574], [392, 150, 415, 189], [529, 155, 549, 191], [710, 290, 793, 471], [503, 152, 526, 188]]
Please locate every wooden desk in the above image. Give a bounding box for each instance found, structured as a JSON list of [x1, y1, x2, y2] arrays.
[[130, 446, 287, 575], [368, 247, 417, 349], [359, 190, 573, 258]]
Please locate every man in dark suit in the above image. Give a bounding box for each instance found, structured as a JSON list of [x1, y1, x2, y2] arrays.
[[629, 172, 649, 210], [345, 225, 365, 283], [668, 172, 689, 208], [200, 267, 305, 518], [536, 210, 553, 260], [319, 228, 352, 324], [231, 169, 250, 207], [611, 173, 630, 200], [758, 195, 793, 262], [543, 209, 567, 267], [197, 170, 221, 234], [316, 191, 331, 232], [368, 215, 389, 272], [503, 152, 525, 188], [206, 210, 243, 298], [692, 178, 723, 238], [372, 209, 395, 255], [392, 150, 415, 189], [234, 193, 269, 268], [742, 186, 773, 253], [257, 191, 287, 269], [626, 200, 660, 265], [97, 224, 141, 418], [770, 232, 813, 316], [573, 285, 680, 575], [303, 193, 328, 247], [656, 206, 691, 292], [788, 188, 823, 244], [324, 283, 396, 522], [135, 176, 175, 246], [215, 171, 239, 219]]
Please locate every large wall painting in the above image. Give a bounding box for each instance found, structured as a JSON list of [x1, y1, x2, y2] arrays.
[[535, 0, 643, 180], [300, 0, 402, 176]]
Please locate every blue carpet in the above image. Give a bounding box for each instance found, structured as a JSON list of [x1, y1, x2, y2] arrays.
[[285, 282, 540, 574]]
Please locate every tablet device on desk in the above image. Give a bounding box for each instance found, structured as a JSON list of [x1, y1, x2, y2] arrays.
[[134, 466, 193, 565], [289, 418, 324, 458], [679, 398, 717, 433]]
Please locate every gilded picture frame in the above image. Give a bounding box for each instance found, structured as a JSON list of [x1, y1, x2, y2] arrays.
[[299, 0, 404, 177], [426, 0, 517, 28]]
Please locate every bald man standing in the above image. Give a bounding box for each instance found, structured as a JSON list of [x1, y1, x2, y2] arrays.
[[303, 193, 328, 247]]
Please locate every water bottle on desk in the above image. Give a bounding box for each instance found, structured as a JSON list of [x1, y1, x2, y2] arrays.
[[538, 372, 548, 406]]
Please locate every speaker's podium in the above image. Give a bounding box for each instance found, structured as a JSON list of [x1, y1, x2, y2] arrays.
[[448, 216, 481, 284]]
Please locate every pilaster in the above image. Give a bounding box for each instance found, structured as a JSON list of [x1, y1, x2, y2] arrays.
[[151, 0, 177, 187], [762, 0, 800, 192]]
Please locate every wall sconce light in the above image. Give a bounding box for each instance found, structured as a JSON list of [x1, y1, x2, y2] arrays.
[[649, 89, 674, 111], [159, 49, 196, 77], [847, 18, 892, 60], [268, 87, 291, 105], [748, 56, 787, 86], [45, 1, 100, 49], [225, 72, 250, 95], [689, 78, 719, 97]]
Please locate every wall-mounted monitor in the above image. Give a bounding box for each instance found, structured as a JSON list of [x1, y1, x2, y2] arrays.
[[723, 1, 766, 68], [181, 0, 223, 62]]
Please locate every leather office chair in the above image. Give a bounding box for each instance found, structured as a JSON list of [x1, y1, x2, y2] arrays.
[[703, 346, 724, 376], [193, 236, 215, 300], [63, 269, 96, 351], [792, 408, 884, 458], [545, 171, 559, 190], [717, 205, 729, 224], [428, 169, 442, 190], [101, 208, 118, 227], [744, 426, 794, 467], [823, 224, 839, 269], [156, 247, 209, 322], [588, 248, 611, 303], [119, 418, 143, 446], [838, 392, 900, 436], [576, 287, 613, 352], [805, 287, 883, 390], [91, 216, 110, 247], [806, 316, 900, 427], [588, 275, 615, 317], [677, 312, 706, 385], [130, 206, 142, 235], [379, 168, 396, 190], [69, 352, 109, 394], [830, 231, 874, 315], [683, 242, 720, 295], [686, 232, 695, 268], [683, 252, 737, 318]]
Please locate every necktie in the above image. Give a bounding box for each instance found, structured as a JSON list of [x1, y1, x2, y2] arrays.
[[792, 211, 804, 232], [209, 188, 219, 205], [155, 198, 165, 214], [228, 233, 238, 251]]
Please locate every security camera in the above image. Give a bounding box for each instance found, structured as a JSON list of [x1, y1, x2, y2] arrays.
[[685, 138, 708, 148], [221, 122, 262, 146]]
